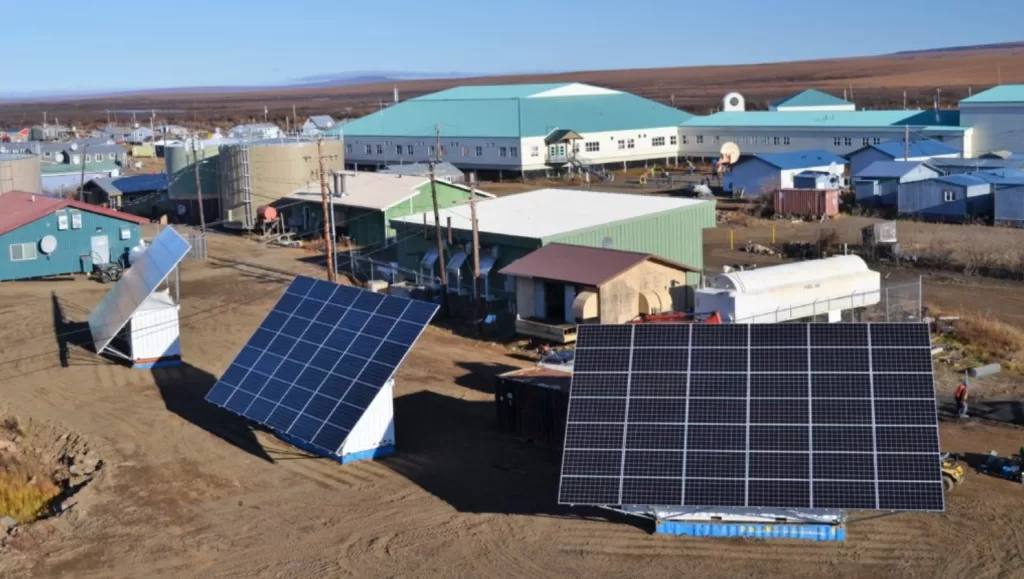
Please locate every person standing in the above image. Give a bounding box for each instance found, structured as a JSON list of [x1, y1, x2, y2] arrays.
[[954, 380, 969, 418]]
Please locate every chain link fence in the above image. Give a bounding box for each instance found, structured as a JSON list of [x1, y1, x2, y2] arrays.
[[729, 277, 923, 324], [185, 231, 208, 260]]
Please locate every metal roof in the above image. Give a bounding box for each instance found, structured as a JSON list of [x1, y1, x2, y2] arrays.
[[853, 138, 961, 158], [743, 149, 847, 170], [499, 243, 696, 287], [341, 84, 693, 138], [88, 173, 167, 196], [379, 161, 463, 178], [415, 83, 572, 100], [683, 109, 963, 129], [0, 191, 147, 235], [926, 157, 1024, 171], [285, 172, 488, 211], [0, 153, 33, 161], [391, 188, 710, 239], [936, 174, 990, 187], [40, 160, 120, 175], [973, 169, 1024, 186], [306, 115, 335, 128], [855, 160, 935, 179], [960, 85, 1024, 104], [771, 89, 853, 108]]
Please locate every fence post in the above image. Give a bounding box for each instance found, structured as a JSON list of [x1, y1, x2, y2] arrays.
[[885, 286, 890, 322], [917, 275, 923, 320]]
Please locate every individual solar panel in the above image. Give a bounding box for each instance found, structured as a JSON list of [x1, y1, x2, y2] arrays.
[[558, 322, 944, 512], [88, 226, 191, 354], [205, 275, 438, 456]]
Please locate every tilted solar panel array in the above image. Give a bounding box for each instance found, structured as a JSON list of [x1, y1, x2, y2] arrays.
[[558, 322, 944, 512], [206, 276, 437, 456]]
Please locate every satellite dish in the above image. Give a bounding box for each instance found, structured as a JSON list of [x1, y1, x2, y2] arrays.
[[176, 204, 187, 216], [69, 143, 78, 151], [828, 161, 842, 175], [720, 142, 741, 164], [39, 235, 57, 254], [722, 92, 746, 112], [602, 236, 614, 249]]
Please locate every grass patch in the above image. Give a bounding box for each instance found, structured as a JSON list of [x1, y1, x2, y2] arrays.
[[0, 466, 61, 523], [932, 308, 1024, 375]]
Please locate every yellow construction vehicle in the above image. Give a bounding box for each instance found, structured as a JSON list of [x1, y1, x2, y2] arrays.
[[942, 453, 965, 491]]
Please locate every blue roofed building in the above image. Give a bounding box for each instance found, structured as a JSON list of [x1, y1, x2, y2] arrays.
[[959, 85, 1024, 157], [723, 150, 847, 197], [679, 106, 970, 157], [337, 82, 693, 177], [847, 138, 961, 178], [898, 173, 994, 222], [769, 89, 856, 112], [853, 161, 940, 206]]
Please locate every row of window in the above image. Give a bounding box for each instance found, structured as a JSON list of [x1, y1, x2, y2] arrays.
[[56, 210, 83, 230], [42, 151, 118, 162], [350, 143, 520, 159], [678, 135, 886, 148]]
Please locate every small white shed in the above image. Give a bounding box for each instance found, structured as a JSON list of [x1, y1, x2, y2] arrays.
[[129, 290, 181, 369]]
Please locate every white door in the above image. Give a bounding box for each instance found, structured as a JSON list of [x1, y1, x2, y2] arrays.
[[91, 235, 110, 265]]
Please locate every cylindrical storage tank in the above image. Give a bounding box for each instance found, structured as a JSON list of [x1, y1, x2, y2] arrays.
[[713, 255, 869, 294], [257, 205, 278, 222], [165, 144, 221, 200], [0, 153, 43, 195], [218, 139, 344, 230]]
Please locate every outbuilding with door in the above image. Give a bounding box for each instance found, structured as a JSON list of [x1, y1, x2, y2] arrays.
[[0, 191, 148, 281]]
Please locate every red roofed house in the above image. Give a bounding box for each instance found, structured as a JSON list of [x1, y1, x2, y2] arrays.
[[0, 191, 149, 281], [499, 243, 698, 343]]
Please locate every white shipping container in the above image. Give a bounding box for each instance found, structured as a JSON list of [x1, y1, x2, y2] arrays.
[[129, 291, 181, 368], [338, 378, 396, 463]]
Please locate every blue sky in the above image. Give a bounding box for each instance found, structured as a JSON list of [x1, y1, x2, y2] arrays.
[[4, 0, 1022, 94]]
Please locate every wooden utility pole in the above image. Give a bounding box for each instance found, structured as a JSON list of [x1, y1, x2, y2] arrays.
[[78, 145, 88, 201], [191, 137, 207, 232], [469, 176, 483, 325], [317, 137, 335, 282], [430, 123, 450, 315]]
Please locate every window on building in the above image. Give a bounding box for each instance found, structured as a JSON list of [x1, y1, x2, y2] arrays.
[[713, 136, 721, 145], [843, 137, 852, 147], [345, 144, 353, 154], [696, 135, 704, 145], [428, 145, 435, 157], [617, 140, 625, 150], [627, 139, 635, 149], [783, 136, 791, 146], [772, 136, 780, 145], [120, 227, 131, 240], [109, 152, 116, 160], [57, 211, 69, 230], [510, 147, 518, 157], [529, 146, 538, 157], [585, 141, 600, 152], [9, 242, 37, 262], [834, 137, 842, 147], [652, 136, 665, 147], [396, 145, 403, 156], [376, 144, 383, 155], [475, 146, 483, 157], [499, 147, 508, 158], [440, 145, 447, 158], [671, 135, 678, 146], [943, 190, 956, 202], [407, 145, 415, 156], [43, 151, 51, 158], [872, 137, 881, 145], [365, 144, 372, 154], [862, 138, 870, 147], [71, 212, 82, 229]]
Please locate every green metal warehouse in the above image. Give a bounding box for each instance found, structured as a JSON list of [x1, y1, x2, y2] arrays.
[[274, 171, 491, 249], [0, 191, 148, 281], [389, 188, 715, 297]]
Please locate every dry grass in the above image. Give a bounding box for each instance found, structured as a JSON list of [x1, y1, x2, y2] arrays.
[[933, 308, 1024, 375], [0, 469, 60, 523]]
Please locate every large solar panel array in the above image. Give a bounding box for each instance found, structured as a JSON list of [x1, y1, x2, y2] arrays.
[[206, 276, 438, 456], [558, 323, 944, 512], [88, 226, 191, 354]]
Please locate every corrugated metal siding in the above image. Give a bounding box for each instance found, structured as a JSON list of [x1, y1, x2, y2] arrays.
[[772, 189, 840, 217], [345, 207, 387, 248], [544, 201, 715, 286], [854, 180, 879, 203], [995, 186, 1024, 225], [0, 209, 141, 281], [724, 158, 779, 197], [898, 181, 992, 221], [383, 181, 477, 242], [340, 379, 395, 456], [130, 304, 180, 361]]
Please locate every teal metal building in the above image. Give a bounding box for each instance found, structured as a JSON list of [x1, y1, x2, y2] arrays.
[[0, 191, 148, 281], [389, 188, 715, 297]]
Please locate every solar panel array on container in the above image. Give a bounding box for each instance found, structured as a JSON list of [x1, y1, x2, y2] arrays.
[[558, 322, 944, 512], [205, 276, 437, 455], [88, 226, 191, 354]]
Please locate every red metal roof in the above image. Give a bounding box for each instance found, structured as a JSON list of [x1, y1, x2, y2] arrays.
[[498, 243, 697, 287], [0, 191, 149, 236]]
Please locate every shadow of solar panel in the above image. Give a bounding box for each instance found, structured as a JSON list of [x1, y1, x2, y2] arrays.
[[205, 276, 437, 457], [559, 322, 943, 511]]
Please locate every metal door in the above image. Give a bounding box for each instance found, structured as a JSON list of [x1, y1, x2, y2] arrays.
[[91, 235, 110, 265]]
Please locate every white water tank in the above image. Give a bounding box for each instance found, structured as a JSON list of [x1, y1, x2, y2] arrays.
[[713, 255, 869, 294]]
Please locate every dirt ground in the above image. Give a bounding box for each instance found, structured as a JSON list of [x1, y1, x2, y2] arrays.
[[2, 225, 1024, 578]]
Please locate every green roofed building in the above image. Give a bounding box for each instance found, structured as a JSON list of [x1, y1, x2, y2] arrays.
[[959, 84, 1024, 157], [336, 82, 693, 176], [769, 89, 856, 112]]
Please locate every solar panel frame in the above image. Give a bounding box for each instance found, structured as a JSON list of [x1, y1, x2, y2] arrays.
[[558, 322, 944, 512], [206, 276, 438, 456], [88, 226, 192, 354]]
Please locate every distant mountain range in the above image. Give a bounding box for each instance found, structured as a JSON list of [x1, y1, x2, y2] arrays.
[[287, 71, 485, 88]]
